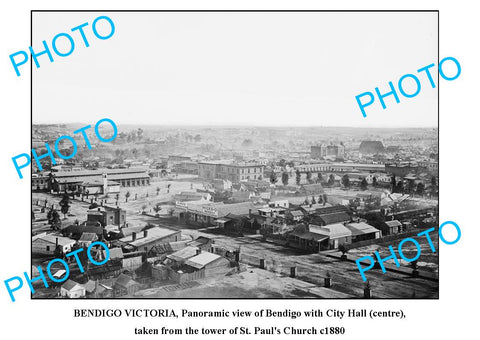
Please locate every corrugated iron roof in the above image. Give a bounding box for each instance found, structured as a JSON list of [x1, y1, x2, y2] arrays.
[[185, 252, 222, 269]]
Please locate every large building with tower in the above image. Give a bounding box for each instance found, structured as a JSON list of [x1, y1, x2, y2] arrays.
[[311, 144, 345, 159]]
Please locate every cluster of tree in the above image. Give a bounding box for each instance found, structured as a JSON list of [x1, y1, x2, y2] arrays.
[[182, 133, 202, 143], [276, 159, 295, 168], [391, 176, 435, 196], [117, 128, 144, 143], [303, 194, 327, 206]]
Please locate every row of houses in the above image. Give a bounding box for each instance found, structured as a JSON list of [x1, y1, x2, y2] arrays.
[[287, 222, 382, 251]]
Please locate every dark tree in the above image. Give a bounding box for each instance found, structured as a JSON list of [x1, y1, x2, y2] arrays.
[[339, 244, 349, 260], [407, 180, 415, 195], [125, 191, 131, 202], [360, 178, 368, 190], [295, 170, 301, 185], [47, 208, 61, 230], [269, 171, 278, 185], [311, 196, 316, 204], [317, 172, 323, 183], [416, 182, 425, 196], [391, 176, 397, 193], [396, 180, 404, 194], [59, 193, 71, 219], [153, 203, 162, 216], [281, 172, 289, 186], [306, 171, 312, 183], [156, 187, 160, 195], [372, 176, 378, 187]]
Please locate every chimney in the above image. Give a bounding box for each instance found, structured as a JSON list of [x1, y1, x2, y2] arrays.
[[98, 208, 101, 211], [249, 209, 252, 218], [196, 248, 201, 255], [144, 230, 148, 238], [55, 237, 58, 247], [132, 232, 136, 241]]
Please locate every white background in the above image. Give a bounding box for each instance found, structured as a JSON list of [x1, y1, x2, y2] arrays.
[[0, 1, 477, 339]]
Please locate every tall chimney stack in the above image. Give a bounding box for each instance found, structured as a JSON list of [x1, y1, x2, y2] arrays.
[[132, 232, 136, 241], [144, 230, 148, 238]]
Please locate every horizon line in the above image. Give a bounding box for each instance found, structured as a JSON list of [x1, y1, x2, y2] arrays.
[[32, 122, 438, 129]]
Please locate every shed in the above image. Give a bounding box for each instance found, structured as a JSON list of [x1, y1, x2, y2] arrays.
[[32, 234, 76, 256], [184, 252, 230, 277], [167, 246, 200, 264], [114, 274, 141, 296], [382, 220, 402, 235], [60, 279, 86, 299], [345, 222, 381, 242]]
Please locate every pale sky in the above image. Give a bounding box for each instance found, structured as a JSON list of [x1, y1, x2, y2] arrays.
[[33, 11, 438, 127]]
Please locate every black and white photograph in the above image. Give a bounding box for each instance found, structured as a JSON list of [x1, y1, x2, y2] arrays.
[[4, 1, 480, 338], [30, 11, 439, 299]]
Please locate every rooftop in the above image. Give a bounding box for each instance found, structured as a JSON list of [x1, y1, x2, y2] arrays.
[[313, 212, 351, 225], [32, 234, 75, 246], [345, 222, 380, 236], [185, 252, 223, 269], [115, 274, 139, 288], [120, 226, 179, 248], [78, 232, 98, 242], [310, 223, 352, 239], [385, 220, 402, 227], [62, 279, 83, 292], [167, 246, 199, 262]]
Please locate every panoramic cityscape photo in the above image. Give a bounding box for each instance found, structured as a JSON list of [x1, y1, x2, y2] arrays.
[[30, 11, 438, 299]]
